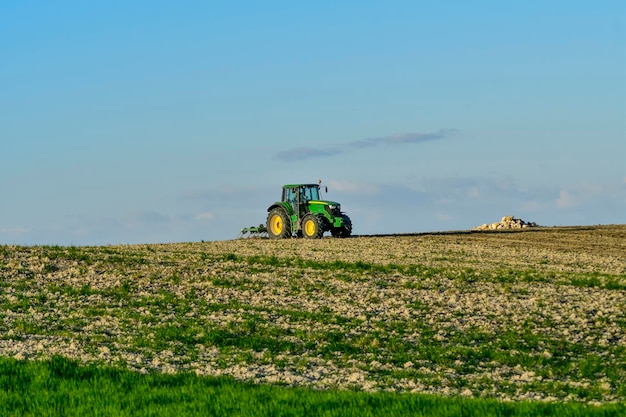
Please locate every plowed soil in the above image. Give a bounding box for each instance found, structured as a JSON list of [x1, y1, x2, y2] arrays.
[[1, 224, 625, 404]]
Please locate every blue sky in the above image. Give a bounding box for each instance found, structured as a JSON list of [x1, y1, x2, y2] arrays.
[[1, 1, 625, 245]]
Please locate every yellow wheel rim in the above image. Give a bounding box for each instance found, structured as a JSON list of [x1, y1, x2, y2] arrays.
[[304, 219, 316, 236], [270, 215, 283, 235]]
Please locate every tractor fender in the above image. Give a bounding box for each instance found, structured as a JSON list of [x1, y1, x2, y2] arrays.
[[267, 202, 293, 215]]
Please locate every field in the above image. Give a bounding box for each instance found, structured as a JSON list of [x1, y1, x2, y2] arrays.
[[1, 225, 625, 414]]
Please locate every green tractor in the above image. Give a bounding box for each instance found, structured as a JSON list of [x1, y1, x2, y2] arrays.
[[266, 182, 352, 239]]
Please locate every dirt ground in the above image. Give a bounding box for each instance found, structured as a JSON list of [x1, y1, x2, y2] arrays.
[[218, 224, 626, 276]]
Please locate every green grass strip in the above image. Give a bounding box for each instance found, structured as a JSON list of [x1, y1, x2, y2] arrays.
[[216, 253, 626, 290], [1, 357, 624, 417]]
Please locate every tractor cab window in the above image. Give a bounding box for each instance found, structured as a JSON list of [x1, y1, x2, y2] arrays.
[[302, 186, 320, 201], [284, 188, 298, 208]]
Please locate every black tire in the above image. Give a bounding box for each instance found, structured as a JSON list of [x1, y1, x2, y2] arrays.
[[331, 214, 352, 238], [302, 214, 324, 239], [267, 208, 291, 239]]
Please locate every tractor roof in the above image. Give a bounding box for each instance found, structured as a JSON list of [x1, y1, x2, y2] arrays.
[[282, 183, 319, 188]]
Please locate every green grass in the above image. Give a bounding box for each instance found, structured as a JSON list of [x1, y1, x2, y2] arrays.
[[209, 254, 626, 290], [1, 357, 623, 417]]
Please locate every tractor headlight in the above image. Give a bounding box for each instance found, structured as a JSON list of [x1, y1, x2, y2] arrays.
[[326, 204, 341, 215]]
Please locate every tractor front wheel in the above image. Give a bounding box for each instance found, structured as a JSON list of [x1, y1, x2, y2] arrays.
[[267, 208, 291, 239], [331, 214, 352, 238], [302, 214, 324, 239]]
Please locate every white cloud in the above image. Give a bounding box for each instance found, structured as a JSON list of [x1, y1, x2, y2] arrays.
[[0, 227, 29, 235], [327, 180, 379, 195], [466, 187, 480, 199], [520, 200, 544, 212], [194, 212, 215, 221], [275, 147, 342, 161], [555, 190, 576, 209], [555, 181, 605, 210], [126, 211, 170, 224], [435, 212, 453, 221]]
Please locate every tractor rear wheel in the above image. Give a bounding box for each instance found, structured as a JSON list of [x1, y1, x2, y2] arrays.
[[302, 214, 324, 239], [267, 208, 291, 239]]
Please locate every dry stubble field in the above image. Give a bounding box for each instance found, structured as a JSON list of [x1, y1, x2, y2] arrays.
[[1, 225, 625, 405]]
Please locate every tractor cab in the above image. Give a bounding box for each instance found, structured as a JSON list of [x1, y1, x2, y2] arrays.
[[283, 184, 322, 217]]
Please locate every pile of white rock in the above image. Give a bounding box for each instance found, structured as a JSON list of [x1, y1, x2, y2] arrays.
[[473, 215, 539, 231]]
